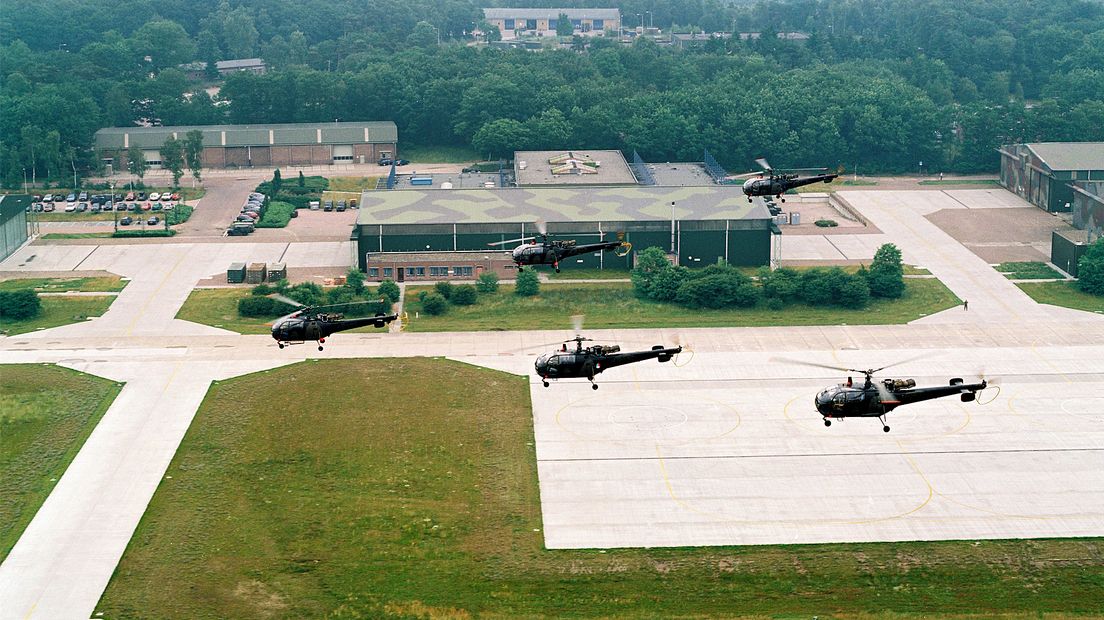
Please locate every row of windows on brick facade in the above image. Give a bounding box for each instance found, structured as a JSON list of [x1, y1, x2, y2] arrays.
[[502, 19, 603, 30], [367, 266, 476, 278]]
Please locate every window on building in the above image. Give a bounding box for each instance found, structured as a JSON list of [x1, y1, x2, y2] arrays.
[[416, 267, 425, 277], [526, 19, 537, 29], [383, 267, 393, 277], [593, 19, 604, 29], [368, 267, 379, 277], [406, 267, 416, 277], [504, 19, 515, 29], [429, 267, 439, 277], [549, 19, 557, 29], [459, 266, 473, 277]]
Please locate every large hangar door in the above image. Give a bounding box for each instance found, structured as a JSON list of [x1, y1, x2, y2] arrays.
[[333, 145, 354, 162], [143, 149, 162, 167]]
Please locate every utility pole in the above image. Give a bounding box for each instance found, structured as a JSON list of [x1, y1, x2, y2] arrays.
[[670, 201, 676, 254]]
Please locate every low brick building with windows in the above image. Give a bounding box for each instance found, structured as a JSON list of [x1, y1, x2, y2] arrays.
[[94, 121, 398, 171], [364, 252, 516, 282]]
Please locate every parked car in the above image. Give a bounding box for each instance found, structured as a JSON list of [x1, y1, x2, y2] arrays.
[[242, 211, 260, 220], [289, 209, 298, 218], [124, 192, 135, 201], [141, 202, 151, 211], [90, 205, 101, 214], [43, 193, 54, 202], [64, 203, 76, 212], [235, 214, 254, 223], [149, 192, 160, 201], [147, 216, 159, 225], [66, 193, 77, 202], [152, 202, 163, 211], [164, 202, 174, 210], [78, 191, 88, 201], [129, 203, 140, 212], [323, 200, 333, 211], [136, 192, 146, 200], [336, 200, 346, 212], [170, 192, 180, 201], [309, 200, 320, 210], [119, 216, 133, 226], [43, 203, 54, 212], [349, 198, 358, 208], [76, 202, 88, 212], [227, 223, 252, 236]]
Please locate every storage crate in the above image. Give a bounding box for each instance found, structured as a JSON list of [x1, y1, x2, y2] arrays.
[[268, 262, 287, 282], [245, 262, 267, 284], [227, 262, 247, 284]]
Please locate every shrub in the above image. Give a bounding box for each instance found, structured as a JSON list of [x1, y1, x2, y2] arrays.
[[378, 279, 401, 303], [476, 272, 499, 293], [867, 243, 905, 298], [0, 289, 41, 320], [1078, 238, 1104, 296], [417, 290, 428, 302], [166, 204, 193, 225], [112, 229, 175, 237], [238, 296, 284, 317], [345, 269, 366, 295], [649, 265, 691, 301], [799, 269, 836, 306], [766, 296, 785, 311], [285, 282, 325, 307], [327, 286, 356, 306], [451, 284, 477, 305], [434, 281, 454, 299], [256, 201, 296, 228], [251, 283, 274, 296], [422, 292, 448, 315], [758, 267, 801, 302], [838, 273, 872, 309], [630, 246, 673, 298], [815, 219, 838, 227], [675, 271, 760, 309], [515, 269, 540, 296]]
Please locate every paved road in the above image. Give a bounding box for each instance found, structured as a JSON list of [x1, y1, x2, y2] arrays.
[[1, 188, 1102, 619]]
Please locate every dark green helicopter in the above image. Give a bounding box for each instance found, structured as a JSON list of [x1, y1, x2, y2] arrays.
[[487, 222, 630, 272], [268, 294, 397, 350], [775, 356, 993, 432], [737, 158, 840, 203], [533, 316, 683, 389]]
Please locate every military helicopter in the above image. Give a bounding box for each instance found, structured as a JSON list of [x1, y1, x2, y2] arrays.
[[267, 294, 397, 350], [736, 158, 840, 203], [774, 356, 992, 432], [533, 316, 683, 389], [488, 222, 631, 272]]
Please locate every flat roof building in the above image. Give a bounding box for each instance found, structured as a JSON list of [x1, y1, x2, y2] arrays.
[[514, 150, 637, 187], [353, 186, 772, 274], [94, 121, 398, 170], [483, 8, 620, 38], [999, 142, 1104, 213]]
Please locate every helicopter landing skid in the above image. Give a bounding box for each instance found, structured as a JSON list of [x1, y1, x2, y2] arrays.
[[879, 414, 890, 432]]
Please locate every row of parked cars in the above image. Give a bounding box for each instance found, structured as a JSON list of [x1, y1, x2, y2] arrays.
[[226, 192, 267, 236], [28, 192, 182, 215], [117, 215, 161, 226], [310, 198, 356, 212]]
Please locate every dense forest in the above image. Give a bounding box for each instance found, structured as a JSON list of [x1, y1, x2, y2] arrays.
[[2, 0, 1103, 186]]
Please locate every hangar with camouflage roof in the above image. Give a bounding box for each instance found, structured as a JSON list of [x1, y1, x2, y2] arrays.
[[354, 186, 773, 275]]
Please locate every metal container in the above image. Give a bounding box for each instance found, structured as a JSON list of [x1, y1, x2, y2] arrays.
[[790, 212, 801, 225], [245, 262, 267, 284], [227, 262, 247, 284], [268, 262, 287, 282]]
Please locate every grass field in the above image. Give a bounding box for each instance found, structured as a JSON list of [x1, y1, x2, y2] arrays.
[[403, 279, 960, 332], [326, 176, 381, 193], [0, 276, 126, 292], [995, 261, 1065, 280], [175, 288, 280, 334], [401, 144, 480, 163], [38, 232, 114, 239], [1018, 281, 1104, 314], [95, 358, 1104, 618], [918, 179, 1001, 186], [546, 267, 632, 280], [175, 288, 394, 335], [0, 365, 121, 560], [0, 295, 116, 335]]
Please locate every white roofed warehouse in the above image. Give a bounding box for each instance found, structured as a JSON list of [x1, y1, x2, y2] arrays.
[[94, 121, 398, 170]]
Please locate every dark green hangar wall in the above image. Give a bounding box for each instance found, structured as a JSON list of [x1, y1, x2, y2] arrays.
[[355, 219, 770, 271]]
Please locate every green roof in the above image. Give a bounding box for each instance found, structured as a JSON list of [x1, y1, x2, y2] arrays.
[[94, 122, 398, 150], [356, 187, 770, 225], [1025, 142, 1104, 172]]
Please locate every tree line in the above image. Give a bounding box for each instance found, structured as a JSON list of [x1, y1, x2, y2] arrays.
[[2, 0, 1103, 186]]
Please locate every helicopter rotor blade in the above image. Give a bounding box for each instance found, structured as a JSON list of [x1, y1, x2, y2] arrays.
[[868, 353, 933, 375], [770, 356, 853, 373], [309, 299, 389, 312], [267, 293, 305, 309], [534, 219, 547, 236], [755, 157, 772, 172], [873, 379, 895, 404], [485, 233, 536, 246], [729, 171, 763, 179]]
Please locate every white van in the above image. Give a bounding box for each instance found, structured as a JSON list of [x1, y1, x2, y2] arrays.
[[309, 200, 320, 210]]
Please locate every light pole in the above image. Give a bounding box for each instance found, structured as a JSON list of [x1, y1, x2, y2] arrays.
[[22, 167, 27, 195], [647, 11, 653, 29], [670, 201, 676, 253], [111, 181, 118, 233], [431, 25, 441, 46], [636, 13, 643, 32]]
